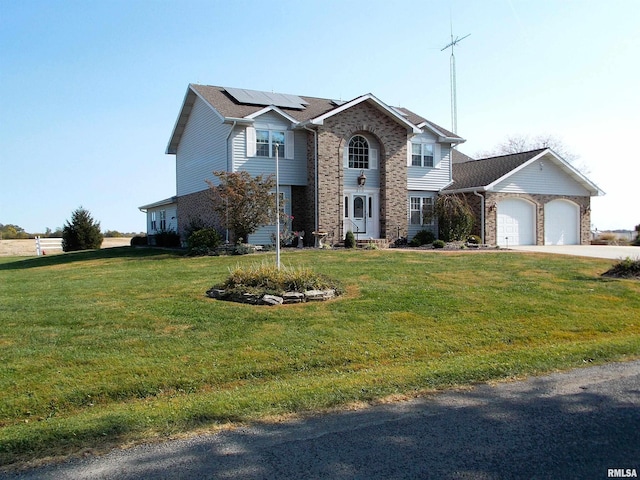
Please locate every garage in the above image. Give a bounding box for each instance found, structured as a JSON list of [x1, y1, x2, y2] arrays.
[[496, 198, 535, 247], [544, 199, 579, 245]]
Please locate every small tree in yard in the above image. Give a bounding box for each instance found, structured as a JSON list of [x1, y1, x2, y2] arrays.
[[62, 207, 104, 252], [206, 171, 276, 243], [432, 194, 475, 242]]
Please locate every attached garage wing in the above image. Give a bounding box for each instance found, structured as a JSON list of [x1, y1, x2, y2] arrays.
[[497, 198, 535, 247], [544, 199, 579, 245]]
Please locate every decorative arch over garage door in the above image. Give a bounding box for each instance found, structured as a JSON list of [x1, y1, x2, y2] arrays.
[[496, 198, 536, 247], [544, 199, 579, 245]]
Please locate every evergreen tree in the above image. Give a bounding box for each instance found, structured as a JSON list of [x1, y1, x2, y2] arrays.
[[62, 207, 104, 252]]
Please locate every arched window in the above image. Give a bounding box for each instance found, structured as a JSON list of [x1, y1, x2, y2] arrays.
[[348, 135, 369, 169]]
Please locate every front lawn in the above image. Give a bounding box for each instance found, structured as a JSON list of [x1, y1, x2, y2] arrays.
[[1, 248, 638, 466]]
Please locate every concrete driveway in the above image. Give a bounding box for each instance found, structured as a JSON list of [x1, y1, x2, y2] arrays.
[[509, 245, 640, 260]]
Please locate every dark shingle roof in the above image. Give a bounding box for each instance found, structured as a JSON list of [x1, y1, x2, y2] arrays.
[[190, 84, 339, 123], [446, 149, 547, 190], [189, 84, 461, 138], [451, 149, 475, 164], [393, 107, 458, 139]]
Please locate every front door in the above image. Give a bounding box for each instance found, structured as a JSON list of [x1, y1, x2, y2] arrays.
[[352, 195, 367, 236]]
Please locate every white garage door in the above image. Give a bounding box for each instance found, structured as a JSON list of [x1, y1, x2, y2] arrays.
[[497, 198, 535, 247], [544, 199, 579, 245]]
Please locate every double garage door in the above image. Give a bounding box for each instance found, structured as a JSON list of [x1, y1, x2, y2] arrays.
[[496, 198, 579, 246]]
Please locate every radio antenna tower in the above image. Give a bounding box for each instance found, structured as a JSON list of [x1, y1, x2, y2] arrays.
[[441, 25, 470, 135]]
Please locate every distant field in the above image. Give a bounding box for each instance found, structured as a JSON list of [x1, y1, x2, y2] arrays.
[[0, 238, 132, 257]]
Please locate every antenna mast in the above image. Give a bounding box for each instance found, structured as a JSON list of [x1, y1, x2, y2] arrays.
[[441, 28, 470, 135]]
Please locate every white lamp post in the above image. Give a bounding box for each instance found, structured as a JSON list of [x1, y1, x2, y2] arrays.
[[275, 143, 281, 270]]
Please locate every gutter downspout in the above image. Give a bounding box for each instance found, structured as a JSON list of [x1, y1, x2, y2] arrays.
[[224, 121, 237, 244], [473, 190, 485, 245], [303, 125, 318, 247]]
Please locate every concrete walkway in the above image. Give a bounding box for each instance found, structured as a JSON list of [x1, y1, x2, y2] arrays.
[[509, 245, 640, 260]]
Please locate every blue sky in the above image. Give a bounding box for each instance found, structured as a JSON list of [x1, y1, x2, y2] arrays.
[[1, 0, 638, 234]]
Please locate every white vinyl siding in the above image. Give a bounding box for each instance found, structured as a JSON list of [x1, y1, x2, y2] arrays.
[[233, 128, 307, 186], [494, 158, 591, 196], [247, 185, 291, 245], [176, 96, 231, 196], [408, 143, 452, 190], [147, 205, 177, 234]]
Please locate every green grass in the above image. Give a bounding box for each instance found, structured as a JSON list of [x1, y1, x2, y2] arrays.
[[1, 247, 639, 466]]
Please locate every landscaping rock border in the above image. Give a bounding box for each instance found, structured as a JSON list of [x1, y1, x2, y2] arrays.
[[206, 288, 336, 305]]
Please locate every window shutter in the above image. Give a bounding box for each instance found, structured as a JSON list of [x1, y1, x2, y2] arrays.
[[343, 146, 349, 168], [285, 131, 294, 159], [246, 127, 256, 157], [407, 141, 413, 167], [434, 144, 442, 168], [369, 148, 378, 169]]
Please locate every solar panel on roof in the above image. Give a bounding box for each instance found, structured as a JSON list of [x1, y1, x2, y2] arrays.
[[225, 87, 308, 109]]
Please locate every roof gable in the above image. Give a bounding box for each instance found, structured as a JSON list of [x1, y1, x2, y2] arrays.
[[246, 105, 299, 124], [446, 148, 603, 196], [305, 94, 422, 134]]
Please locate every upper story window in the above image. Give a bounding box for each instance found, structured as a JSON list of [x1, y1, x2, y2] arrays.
[[256, 129, 286, 158], [349, 135, 369, 169], [248, 127, 292, 159], [411, 142, 435, 167]]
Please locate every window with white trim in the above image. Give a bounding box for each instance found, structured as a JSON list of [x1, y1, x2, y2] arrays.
[[151, 211, 157, 230], [411, 142, 435, 167], [409, 197, 434, 225], [256, 129, 286, 158], [159, 210, 167, 230], [349, 135, 369, 169]]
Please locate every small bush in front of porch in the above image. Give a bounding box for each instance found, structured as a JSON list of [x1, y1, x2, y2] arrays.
[[344, 231, 356, 249], [410, 229, 435, 246]]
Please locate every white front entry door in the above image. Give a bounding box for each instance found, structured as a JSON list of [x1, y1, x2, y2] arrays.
[[352, 195, 367, 235], [344, 192, 379, 239]]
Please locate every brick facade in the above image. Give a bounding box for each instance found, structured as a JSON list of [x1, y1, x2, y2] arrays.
[[314, 101, 409, 242], [176, 189, 226, 241], [463, 192, 591, 246]]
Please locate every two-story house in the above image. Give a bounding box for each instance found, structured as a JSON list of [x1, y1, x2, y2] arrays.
[[140, 84, 603, 247]]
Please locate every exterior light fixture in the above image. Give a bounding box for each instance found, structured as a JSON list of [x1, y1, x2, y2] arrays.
[[357, 170, 367, 187]]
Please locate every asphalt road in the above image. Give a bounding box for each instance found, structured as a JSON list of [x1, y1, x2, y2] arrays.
[[5, 360, 639, 480]]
